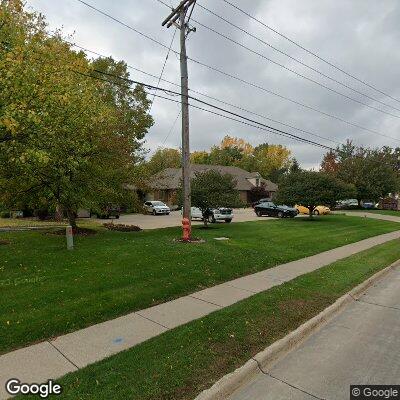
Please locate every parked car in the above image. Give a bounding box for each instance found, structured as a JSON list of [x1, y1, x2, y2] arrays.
[[251, 198, 271, 208], [182, 207, 203, 220], [206, 207, 233, 223], [295, 205, 331, 215], [144, 201, 170, 215], [362, 202, 375, 209], [335, 199, 359, 209], [254, 202, 297, 218]]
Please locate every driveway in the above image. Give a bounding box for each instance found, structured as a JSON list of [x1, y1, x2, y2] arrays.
[[97, 208, 268, 230], [229, 266, 400, 400]]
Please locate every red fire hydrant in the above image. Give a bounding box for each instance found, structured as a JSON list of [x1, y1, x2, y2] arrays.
[[182, 218, 191, 242]]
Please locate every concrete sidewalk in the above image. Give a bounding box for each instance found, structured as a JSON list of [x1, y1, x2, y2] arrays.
[[341, 211, 400, 223], [229, 264, 400, 400], [1, 230, 400, 399]]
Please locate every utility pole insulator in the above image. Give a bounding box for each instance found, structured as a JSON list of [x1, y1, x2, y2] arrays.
[[162, 0, 196, 241]]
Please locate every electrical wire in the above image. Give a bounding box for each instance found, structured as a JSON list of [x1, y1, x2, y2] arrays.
[[72, 0, 400, 143], [193, 1, 400, 114], [67, 40, 342, 146], [149, 27, 177, 112], [75, 68, 333, 150], [221, 0, 400, 105], [156, 0, 400, 119]]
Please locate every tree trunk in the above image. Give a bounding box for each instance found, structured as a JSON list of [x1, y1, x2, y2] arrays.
[[66, 209, 77, 230], [54, 203, 63, 222], [309, 206, 314, 218], [203, 214, 208, 228]]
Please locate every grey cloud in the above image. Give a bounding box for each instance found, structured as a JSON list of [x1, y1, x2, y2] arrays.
[[26, 0, 400, 167]]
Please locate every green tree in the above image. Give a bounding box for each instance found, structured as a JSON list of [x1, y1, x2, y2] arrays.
[[277, 171, 355, 217], [180, 170, 242, 227], [337, 149, 399, 205], [0, 1, 153, 228], [146, 148, 181, 176]]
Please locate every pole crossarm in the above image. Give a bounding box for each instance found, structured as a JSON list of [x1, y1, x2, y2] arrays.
[[162, 0, 196, 28]]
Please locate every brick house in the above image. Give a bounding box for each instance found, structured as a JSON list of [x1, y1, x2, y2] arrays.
[[147, 165, 278, 206]]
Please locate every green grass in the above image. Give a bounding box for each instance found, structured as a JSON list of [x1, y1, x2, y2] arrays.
[[1, 215, 399, 354], [20, 238, 400, 400], [350, 209, 400, 217], [0, 217, 101, 228]]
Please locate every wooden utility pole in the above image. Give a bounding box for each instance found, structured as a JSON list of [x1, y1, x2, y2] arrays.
[[162, 0, 196, 240]]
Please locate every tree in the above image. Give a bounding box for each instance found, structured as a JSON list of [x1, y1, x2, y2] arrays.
[[321, 142, 400, 205], [180, 170, 242, 227], [289, 158, 301, 174], [146, 148, 181, 176], [190, 151, 210, 165], [337, 149, 399, 205], [320, 150, 338, 174], [276, 171, 355, 217], [190, 137, 293, 181], [0, 2, 153, 228], [253, 144, 292, 179]]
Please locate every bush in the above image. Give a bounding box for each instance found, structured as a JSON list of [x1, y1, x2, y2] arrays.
[[103, 223, 142, 232], [0, 211, 10, 218]]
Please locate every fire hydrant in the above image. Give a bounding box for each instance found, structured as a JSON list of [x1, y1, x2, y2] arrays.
[[182, 218, 191, 242]]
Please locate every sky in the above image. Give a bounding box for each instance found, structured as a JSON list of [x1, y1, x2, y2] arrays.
[[25, 0, 400, 169]]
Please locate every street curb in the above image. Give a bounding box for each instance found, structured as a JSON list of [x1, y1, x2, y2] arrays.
[[194, 259, 400, 400]]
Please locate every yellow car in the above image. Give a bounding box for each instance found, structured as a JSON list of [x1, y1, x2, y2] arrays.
[[295, 205, 331, 216]]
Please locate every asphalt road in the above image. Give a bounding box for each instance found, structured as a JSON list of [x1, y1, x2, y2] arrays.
[[229, 266, 400, 400]]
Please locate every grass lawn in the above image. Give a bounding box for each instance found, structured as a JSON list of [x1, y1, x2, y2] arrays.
[[0, 217, 102, 228], [1, 215, 399, 354], [19, 238, 400, 400], [350, 209, 400, 217]]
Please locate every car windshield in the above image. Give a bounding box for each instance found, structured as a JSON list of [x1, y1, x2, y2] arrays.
[[152, 201, 165, 206]]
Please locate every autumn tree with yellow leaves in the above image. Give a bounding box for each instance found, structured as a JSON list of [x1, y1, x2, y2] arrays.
[[188, 135, 294, 181]]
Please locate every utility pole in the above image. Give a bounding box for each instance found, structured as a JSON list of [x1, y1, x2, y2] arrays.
[[162, 0, 196, 241]]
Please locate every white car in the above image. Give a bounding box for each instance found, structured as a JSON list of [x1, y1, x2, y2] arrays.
[[191, 207, 203, 220], [144, 201, 170, 215], [207, 208, 233, 223], [180, 207, 203, 220]]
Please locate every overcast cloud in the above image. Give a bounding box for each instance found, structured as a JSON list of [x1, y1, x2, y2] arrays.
[[25, 0, 400, 168]]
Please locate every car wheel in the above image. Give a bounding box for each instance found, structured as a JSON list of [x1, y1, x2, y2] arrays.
[[256, 210, 262, 217], [225, 219, 232, 223], [115, 215, 120, 219], [313, 209, 320, 215], [290, 214, 295, 218], [277, 211, 284, 218]]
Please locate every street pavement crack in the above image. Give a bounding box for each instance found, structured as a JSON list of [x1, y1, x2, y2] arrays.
[[253, 358, 327, 400], [355, 298, 400, 311]]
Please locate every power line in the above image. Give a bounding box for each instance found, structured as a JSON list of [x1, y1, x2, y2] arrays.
[[149, 28, 177, 112], [73, 68, 332, 149], [156, 0, 400, 119], [72, 0, 400, 144], [68, 40, 341, 146], [75, 0, 171, 51], [193, 1, 400, 114], [187, 18, 400, 119], [162, 110, 181, 146], [222, 0, 400, 105], [188, 57, 400, 144], [80, 68, 333, 150]]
